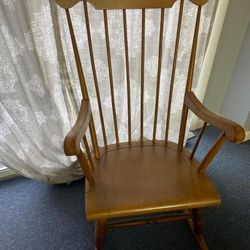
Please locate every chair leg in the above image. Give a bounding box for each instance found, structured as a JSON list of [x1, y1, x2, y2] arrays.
[[193, 208, 202, 235], [187, 209, 208, 250], [95, 219, 106, 250]]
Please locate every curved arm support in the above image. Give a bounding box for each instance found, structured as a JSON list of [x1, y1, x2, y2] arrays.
[[185, 92, 245, 143], [64, 99, 92, 156]]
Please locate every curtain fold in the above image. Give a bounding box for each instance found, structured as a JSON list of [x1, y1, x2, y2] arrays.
[[0, 0, 81, 183], [0, 0, 216, 183]]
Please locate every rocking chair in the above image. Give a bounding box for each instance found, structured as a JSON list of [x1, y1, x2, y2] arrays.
[[56, 0, 245, 249]]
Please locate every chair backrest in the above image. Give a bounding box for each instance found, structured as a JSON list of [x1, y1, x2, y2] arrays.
[[57, 0, 209, 158]]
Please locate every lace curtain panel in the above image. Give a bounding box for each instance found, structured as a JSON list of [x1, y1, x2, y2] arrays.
[[0, 0, 216, 184]]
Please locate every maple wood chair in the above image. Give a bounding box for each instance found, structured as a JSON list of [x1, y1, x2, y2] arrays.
[[56, 0, 245, 249]]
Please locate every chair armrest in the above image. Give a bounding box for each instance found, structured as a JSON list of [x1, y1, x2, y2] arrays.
[[64, 99, 92, 156], [185, 92, 245, 143]]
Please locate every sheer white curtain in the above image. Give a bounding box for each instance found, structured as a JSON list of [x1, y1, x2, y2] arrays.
[[0, 0, 216, 183], [0, 0, 80, 183], [59, 0, 217, 145]]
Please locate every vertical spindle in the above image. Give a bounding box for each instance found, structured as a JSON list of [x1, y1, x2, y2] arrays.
[[65, 8, 100, 158], [141, 9, 145, 144], [103, 9, 119, 146], [83, 1, 108, 149], [165, 0, 184, 143], [123, 9, 132, 145], [178, 6, 202, 151], [153, 8, 165, 142]]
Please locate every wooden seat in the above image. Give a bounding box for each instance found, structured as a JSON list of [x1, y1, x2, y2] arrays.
[[56, 0, 245, 248], [86, 142, 221, 220]]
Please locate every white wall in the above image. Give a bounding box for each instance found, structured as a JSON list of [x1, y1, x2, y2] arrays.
[[204, 0, 250, 116], [220, 22, 250, 129]]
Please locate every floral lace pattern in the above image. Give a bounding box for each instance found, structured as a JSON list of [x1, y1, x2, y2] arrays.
[[0, 0, 216, 183], [0, 1, 81, 183], [59, 1, 216, 145]]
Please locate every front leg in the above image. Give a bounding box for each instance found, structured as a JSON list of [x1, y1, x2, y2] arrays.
[[95, 219, 107, 250], [192, 208, 202, 235]]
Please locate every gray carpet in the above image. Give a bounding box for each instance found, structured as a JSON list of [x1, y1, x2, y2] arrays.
[[0, 126, 250, 250]]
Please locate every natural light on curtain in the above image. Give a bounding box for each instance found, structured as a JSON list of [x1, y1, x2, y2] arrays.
[[59, 0, 217, 145], [0, 0, 216, 183]]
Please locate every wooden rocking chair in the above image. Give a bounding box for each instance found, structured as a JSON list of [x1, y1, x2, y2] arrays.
[[56, 0, 245, 249]]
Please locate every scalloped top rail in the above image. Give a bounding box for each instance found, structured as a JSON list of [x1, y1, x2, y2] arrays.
[[56, 0, 209, 10]]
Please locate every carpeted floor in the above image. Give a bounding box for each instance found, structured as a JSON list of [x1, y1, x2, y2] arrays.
[[0, 126, 250, 250]]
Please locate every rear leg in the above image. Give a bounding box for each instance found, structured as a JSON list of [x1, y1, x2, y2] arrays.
[[187, 209, 208, 250]]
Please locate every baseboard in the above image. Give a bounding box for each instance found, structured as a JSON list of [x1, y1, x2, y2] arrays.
[[0, 168, 18, 181], [241, 130, 250, 143]]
